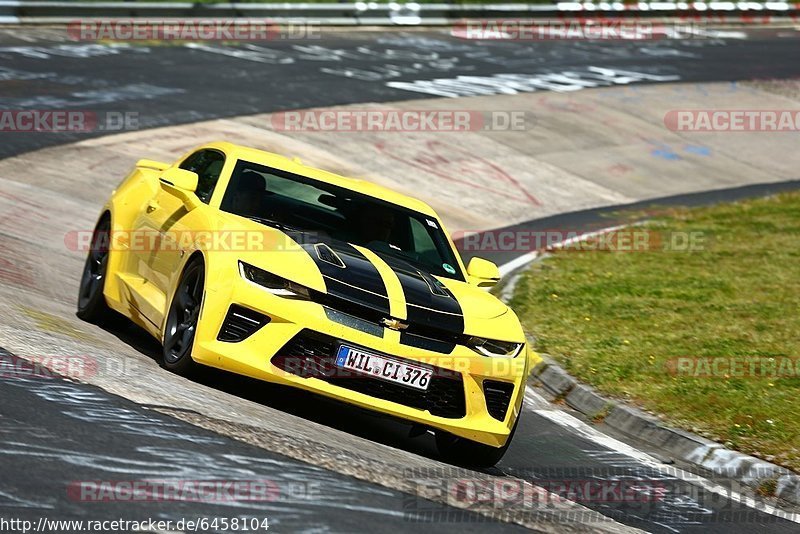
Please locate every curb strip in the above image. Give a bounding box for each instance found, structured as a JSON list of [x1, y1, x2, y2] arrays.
[[530, 354, 800, 505]]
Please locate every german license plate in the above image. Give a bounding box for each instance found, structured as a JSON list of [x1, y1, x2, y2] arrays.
[[335, 345, 432, 391]]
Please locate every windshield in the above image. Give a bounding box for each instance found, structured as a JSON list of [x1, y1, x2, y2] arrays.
[[220, 160, 465, 281]]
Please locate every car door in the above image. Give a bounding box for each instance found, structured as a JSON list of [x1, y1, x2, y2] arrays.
[[131, 149, 225, 324]]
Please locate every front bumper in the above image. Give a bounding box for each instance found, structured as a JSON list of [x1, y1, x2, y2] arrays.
[[192, 270, 529, 448]]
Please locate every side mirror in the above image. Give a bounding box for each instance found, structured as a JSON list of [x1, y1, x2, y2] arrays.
[[159, 168, 200, 210], [136, 159, 170, 172], [466, 257, 500, 288]]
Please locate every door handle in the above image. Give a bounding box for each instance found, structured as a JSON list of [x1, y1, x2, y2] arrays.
[[146, 200, 159, 213]]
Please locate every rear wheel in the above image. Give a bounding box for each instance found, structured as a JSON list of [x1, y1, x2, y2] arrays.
[[77, 215, 115, 324], [436, 412, 521, 468], [162, 259, 204, 375]]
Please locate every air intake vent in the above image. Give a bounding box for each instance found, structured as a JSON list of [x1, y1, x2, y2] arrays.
[[315, 243, 345, 268], [217, 304, 270, 342], [483, 380, 515, 421]]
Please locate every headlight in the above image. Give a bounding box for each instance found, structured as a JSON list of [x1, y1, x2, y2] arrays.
[[239, 261, 310, 299], [465, 336, 523, 358]]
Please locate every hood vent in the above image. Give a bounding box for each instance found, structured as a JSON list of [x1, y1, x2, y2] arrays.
[[315, 243, 346, 268], [417, 270, 449, 297]]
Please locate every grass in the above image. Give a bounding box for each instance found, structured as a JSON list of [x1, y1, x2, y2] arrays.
[[508, 192, 800, 472]]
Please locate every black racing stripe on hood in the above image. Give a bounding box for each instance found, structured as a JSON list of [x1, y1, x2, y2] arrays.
[[376, 253, 465, 335], [299, 239, 390, 315]]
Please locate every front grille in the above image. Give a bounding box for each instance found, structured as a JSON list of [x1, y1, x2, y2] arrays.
[[310, 290, 385, 324], [403, 322, 461, 351], [217, 304, 270, 342], [271, 330, 466, 419], [400, 330, 456, 354], [483, 380, 515, 421], [309, 291, 461, 353], [323, 307, 383, 338]]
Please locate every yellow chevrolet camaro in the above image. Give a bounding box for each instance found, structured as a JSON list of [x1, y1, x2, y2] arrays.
[[77, 141, 533, 466]]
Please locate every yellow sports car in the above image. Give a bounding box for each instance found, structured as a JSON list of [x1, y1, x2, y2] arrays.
[[78, 142, 533, 466]]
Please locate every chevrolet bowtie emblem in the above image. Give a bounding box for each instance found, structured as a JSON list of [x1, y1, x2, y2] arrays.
[[380, 318, 409, 331]]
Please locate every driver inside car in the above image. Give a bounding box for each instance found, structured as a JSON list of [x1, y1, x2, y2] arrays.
[[357, 206, 395, 246], [225, 170, 266, 218]]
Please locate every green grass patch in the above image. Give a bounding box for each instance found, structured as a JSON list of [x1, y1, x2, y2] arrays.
[[509, 192, 800, 471]]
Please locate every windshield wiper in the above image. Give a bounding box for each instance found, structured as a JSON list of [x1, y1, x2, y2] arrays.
[[247, 216, 304, 233]]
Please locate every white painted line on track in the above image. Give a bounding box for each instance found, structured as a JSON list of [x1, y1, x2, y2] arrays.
[[526, 389, 800, 523]]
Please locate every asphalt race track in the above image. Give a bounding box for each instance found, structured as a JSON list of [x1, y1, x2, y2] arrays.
[[2, 26, 800, 158], [0, 349, 527, 533], [1, 26, 800, 533]]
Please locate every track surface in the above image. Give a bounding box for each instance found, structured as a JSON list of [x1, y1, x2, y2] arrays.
[[1, 27, 800, 533], [0, 350, 525, 533], [2, 27, 800, 158]]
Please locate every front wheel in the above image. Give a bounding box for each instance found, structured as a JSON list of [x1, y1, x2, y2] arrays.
[[436, 412, 521, 468], [77, 215, 115, 324], [162, 259, 204, 375]]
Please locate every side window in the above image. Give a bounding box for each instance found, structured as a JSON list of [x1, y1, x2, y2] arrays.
[[179, 150, 225, 204], [409, 217, 440, 265]]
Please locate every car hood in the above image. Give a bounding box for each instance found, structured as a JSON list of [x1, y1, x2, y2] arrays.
[[223, 214, 511, 334], [299, 237, 509, 329]]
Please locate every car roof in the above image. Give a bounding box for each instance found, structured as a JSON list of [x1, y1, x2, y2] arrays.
[[202, 141, 439, 218]]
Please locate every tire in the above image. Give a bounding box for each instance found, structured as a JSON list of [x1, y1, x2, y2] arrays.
[[162, 258, 204, 375], [77, 215, 115, 324], [436, 412, 521, 468]]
